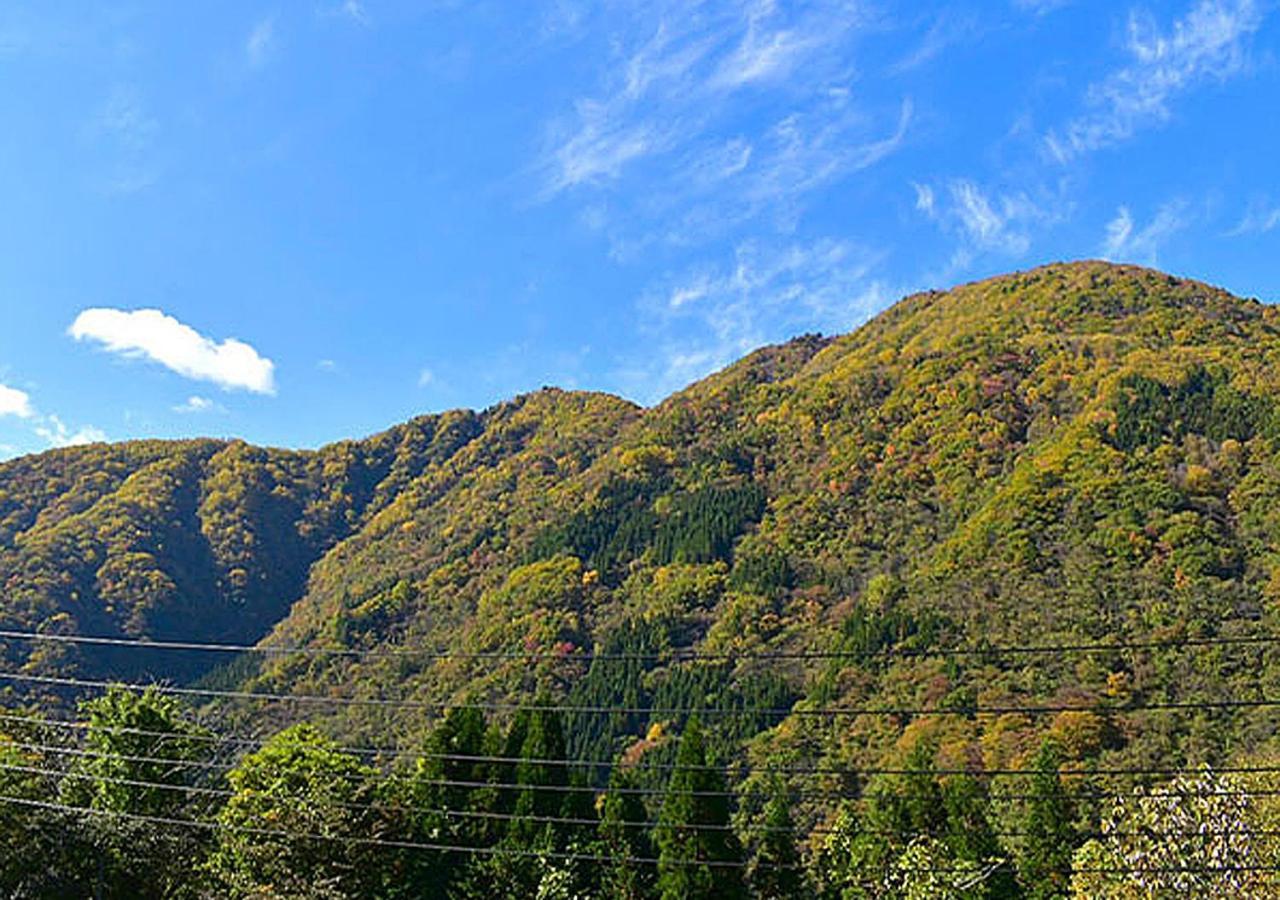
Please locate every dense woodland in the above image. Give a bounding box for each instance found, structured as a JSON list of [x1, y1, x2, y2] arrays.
[[5, 261, 1280, 895]]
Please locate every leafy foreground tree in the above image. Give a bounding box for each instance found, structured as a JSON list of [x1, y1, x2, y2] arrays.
[[1070, 769, 1280, 898], [654, 717, 747, 900], [0, 723, 92, 897], [208, 724, 396, 899], [813, 741, 1012, 900], [60, 686, 215, 899]]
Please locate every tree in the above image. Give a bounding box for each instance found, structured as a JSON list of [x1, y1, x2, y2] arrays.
[[207, 724, 389, 899], [1018, 739, 1075, 899], [654, 717, 746, 899], [1070, 769, 1278, 898], [0, 724, 90, 897], [597, 768, 654, 899], [60, 686, 214, 899], [747, 777, 804, 899]]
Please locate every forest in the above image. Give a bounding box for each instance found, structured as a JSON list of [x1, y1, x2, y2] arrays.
[[5, 262, 1280, 896]]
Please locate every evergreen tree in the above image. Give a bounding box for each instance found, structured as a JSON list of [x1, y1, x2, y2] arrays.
[[598, 768, 655, 899], [654, 717, 746, 900], [748, 777, 804, 899], [1019, 739, 1075, 899]]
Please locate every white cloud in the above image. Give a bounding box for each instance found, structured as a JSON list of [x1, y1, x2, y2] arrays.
[[1101, 200, 1189, 264], [87, 86, 160, 195], [173, 395, 223, 414], [341, 1, 370, 26], [1046, 0, 1263, 162], [0, 383, 32, 419], [69, 308, 276, 394], [546, 100, 665, 193], [709, 6, 818, 90], [912, 181, 935, 215], [417, 367, 435, 387], [245, 17, 276, 68], [35, 414, 106, 449], [92, 86, 158, 153], [890, 12, 979, 74], [917, 178, 1051, 258]]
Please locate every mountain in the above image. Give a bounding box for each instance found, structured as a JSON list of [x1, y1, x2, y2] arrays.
[[4, 260, 1280, 777]]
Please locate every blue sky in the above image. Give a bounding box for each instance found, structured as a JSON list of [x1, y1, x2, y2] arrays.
[[0, 0, 1277, 457]]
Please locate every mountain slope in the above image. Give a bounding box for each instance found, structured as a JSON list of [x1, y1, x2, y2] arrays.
[[3, 260, 1280, 787]]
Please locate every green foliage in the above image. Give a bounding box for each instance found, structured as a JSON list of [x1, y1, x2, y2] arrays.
[[1018, 740, 1076, 899], [1108, 367, 1276, 451], [10, 262, 1280, 894], [654, 718, 747, 900], [1071, 769, 1279, 898], [652, 482, 767, 566], [208, 724, 391, 899]]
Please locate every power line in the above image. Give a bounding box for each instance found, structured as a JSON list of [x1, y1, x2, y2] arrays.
[[7, 669, 1280, 719], [4, 794, 1280, 880], [9, 711, 1280, 782], [0, 760, 815, 837], [9, 758, 1280, 845], [11, 736, 1280, 805], [0, 793, 765, 870], [3, 627, 1279, 662]]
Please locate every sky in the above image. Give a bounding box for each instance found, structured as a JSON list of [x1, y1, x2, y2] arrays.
[[0, 0, 1278, 458]]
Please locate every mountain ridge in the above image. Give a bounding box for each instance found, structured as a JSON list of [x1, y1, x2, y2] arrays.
[[5, 260, 1280, 794]]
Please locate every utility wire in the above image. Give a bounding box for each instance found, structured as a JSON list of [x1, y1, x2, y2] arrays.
[[10, 737, 1280, 804], [3, 627, 1278, 661], [9, 758, 1280, 844], [8, 712, 1280, 782], [3, 794, 1280, 879], [6, 669, 1279, 719], [0, 793, 767, 869]]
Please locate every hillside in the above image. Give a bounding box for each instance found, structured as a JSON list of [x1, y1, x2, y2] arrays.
[[6, 260, 1280, 894]]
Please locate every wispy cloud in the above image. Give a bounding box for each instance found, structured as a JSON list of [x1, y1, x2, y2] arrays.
[[173, 395, 224, 414], [35, 414, 106, 449], [916, 178, 1053, 260], [87, 86, 160, 194], [1101, 200, 1189, 264], [538, 1, 903, 248], [417, 367, 435, 388], [890, 12, 979, 74], [245, 16, 276, 68], [0, 380, 104, 450], [1046, 0, 1263, 162], [69, 308, 277, 394], [1227, 197, 1280, 235], [623, 237, 887, 399], [340, 1, 370, 26]]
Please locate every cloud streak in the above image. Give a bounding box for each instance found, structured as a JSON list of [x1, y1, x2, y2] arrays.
[[69, 308, 276, 394], [1046, 0, 1263, 162], [625, 237, 887, 399], [538, 1, 904, 248], [1101, 201, 1189, 264]]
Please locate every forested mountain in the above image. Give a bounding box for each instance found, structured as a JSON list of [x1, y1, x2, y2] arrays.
[[5, 260, 1280, 896]]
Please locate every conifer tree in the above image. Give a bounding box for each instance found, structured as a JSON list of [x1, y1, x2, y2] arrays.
[[598, 768, 655, 900], [748, 777, 803, 899], [1019, 738, 1075, 899], [654, 717, 746, 899]]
